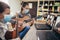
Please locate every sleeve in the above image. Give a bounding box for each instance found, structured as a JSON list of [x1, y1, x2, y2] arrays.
[[18, 13, 23, 18], [2, 24, 8, 30], [27, 14, 31, 18], [0, 23, 8, 31]]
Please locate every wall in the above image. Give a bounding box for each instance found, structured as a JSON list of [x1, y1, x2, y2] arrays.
[[8, 0, 21, 16], [22, 0, 58, 2], [0, 0, 21, 16], [0, 0, 9, 4], [22, 0, 37, 2]]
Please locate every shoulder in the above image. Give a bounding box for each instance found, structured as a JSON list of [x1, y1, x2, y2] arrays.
[[18, 13, 23, 18]]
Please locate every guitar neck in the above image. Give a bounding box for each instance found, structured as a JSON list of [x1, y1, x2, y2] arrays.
[[15, 13, 19, 37]]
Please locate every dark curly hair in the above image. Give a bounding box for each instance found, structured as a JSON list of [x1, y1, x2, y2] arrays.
[[21, 2, 28, 7], [0, 2, 10, 13]]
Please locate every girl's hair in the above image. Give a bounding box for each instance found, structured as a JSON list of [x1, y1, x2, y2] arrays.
[[0, 2, 10, 13]]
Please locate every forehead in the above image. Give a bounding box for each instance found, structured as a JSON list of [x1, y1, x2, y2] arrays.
[[4, 8, 10, 11], [4, 8, 10, 14]]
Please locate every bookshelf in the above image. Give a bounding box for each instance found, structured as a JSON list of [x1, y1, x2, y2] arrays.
[[37, 0, 60, 17]]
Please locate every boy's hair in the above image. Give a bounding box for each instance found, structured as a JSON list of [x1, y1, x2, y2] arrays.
[[22, 2, 28, 7], [0, 2, 10, 13], [10, 20, 16, 25]]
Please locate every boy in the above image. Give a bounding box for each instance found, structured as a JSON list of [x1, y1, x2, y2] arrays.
[[0, 1, 10, 40]]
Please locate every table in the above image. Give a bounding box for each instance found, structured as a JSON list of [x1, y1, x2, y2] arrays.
[[34, 20, 52, 30]]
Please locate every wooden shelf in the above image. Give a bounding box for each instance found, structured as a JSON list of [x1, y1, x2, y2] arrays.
[[37, 0, 60, 17]]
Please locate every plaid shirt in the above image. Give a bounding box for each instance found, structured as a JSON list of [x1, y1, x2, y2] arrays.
[[0, 20, 8, 40]]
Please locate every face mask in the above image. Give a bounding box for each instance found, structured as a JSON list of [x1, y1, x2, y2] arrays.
[[24, 9, 29, 14], [4, 15, 12, 23]]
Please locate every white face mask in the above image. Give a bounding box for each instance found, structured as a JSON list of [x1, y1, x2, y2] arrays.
[[24, 9, 29, 14], [4, 14, 10, 17]]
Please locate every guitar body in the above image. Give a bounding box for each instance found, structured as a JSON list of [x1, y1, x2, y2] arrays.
[[12, 30, 17, 38], [5, 30, 17, 39], [5, 26, 24, 39]]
